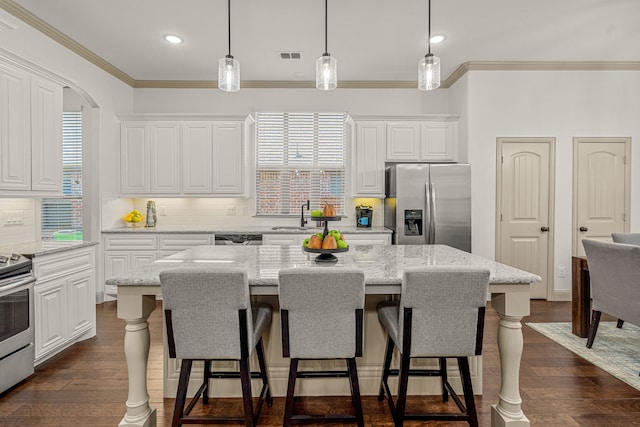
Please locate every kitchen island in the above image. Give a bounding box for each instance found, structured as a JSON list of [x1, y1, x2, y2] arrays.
[[108, 244, 539, 427]]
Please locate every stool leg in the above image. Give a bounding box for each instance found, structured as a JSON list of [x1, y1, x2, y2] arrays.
[[439, 357, 449, 403], [586, 310, 602, 349], [617, 319, 625, 328], [256, 338, 273, 406], [283, 358, 299, 427], [173, 359, 193, 427], [239, 357, 255, 427], [394, 351, 411, 427], [378, 337, 394, 401], [458, 357, 478, 427], [203, 360, 211, 404], [347, 357, 365, 427]]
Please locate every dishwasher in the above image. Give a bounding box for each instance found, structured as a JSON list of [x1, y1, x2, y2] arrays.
[[214, 234, 263, 246]]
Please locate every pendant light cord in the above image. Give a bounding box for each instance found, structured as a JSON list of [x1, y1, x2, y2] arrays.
[[227, 0, 232, 57], [324, 0, 328, 55], [427, 0, 432, 55]]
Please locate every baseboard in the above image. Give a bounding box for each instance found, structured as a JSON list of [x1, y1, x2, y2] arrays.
[[550, 289, 571, 301]]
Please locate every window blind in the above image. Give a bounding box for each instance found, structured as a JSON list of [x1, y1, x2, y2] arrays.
[[255, 112, 346, 215], [41, 111, 83, 240]]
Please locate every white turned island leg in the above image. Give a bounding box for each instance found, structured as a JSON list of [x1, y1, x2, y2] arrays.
[[490, 286, 531, 427], [117, 289, 158, 427]]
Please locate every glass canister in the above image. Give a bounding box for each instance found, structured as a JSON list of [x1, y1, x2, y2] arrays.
[[145, 200, 157, 228]]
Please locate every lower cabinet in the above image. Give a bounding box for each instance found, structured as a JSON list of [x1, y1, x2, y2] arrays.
[[103, 233, 215, 297], [33, 246, 96, 365], [263, 234, 307, 246]]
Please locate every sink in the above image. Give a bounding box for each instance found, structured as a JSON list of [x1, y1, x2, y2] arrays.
[[271, 226, 308, 231]]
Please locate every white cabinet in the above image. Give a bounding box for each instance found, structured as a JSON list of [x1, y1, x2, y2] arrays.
[[342, 233, 391, 245], [121, 122, 181, 195], [181, 121, 245, 195], [386, 122, 420, 160], [212, 121, 244, 194], [31, 76, 63, 192], [385, 120, 457, 162], [264, 234, 307, 246], [33, 246, 96, 364], [1, 62, 63, 195], [352, 121, 385, 197], [103, 233, 215, 296], [0, 62, 31, 191]]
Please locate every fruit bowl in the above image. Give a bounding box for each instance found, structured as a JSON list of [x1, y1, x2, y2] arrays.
[[303, 246, 348, 263], [125, 220, 144, 228]]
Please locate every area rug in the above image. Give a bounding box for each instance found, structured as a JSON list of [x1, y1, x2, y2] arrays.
[[526, 321, 640, 391]]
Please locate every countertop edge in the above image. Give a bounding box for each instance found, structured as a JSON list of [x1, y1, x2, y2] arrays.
[[0, 241, 99, 258]]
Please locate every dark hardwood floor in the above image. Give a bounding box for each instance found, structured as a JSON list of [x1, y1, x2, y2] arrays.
[[1, 300, 639, 426]]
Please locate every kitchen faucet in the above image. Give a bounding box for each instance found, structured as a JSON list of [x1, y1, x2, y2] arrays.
[[301, 200, 309, 227]]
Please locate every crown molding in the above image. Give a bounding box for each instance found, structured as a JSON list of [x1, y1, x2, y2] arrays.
[[2, 0, 639, 91], [0, 0, 136, 86]]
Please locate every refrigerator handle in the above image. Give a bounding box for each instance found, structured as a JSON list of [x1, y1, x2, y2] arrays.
[[430, 182, 437, 244], [425, 182, 431, 244]]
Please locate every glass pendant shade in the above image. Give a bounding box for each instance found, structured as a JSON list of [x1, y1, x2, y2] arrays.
[[418, 53, 440, 91], [316, 54, 337, 90], [218, 55, 240, 92]]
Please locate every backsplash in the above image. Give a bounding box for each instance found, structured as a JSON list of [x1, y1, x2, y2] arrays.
[[0, 199, 37, 245], [104, 197, 384, 229]]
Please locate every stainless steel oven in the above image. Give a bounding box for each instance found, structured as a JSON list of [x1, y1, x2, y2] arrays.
[[0, 253, 35, 394]]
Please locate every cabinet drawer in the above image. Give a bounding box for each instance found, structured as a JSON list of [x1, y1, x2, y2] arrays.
[[158, 234, 213, 250], [103, 235, 158, 250], [342, 233, 391, 245], [34, 248, 94, 280]]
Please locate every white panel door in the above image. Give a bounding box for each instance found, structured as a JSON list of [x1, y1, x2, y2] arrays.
[[212, 121, 243, 194], [497, 139, 553, 299], [573, 138, 629, 256], [34, 279, 68, 359], [150, 122, 181, 194], [352, 121, 385, 197], [121, 123, 150, 194], [386, 122, 419, 161], [30, 76, 63, 193], [182, 122, 213, 193], [0, 63, 31, 190]]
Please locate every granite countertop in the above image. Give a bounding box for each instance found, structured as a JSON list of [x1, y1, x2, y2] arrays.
[[106, 244, 541, 293], [0, 240, 99, 258], [102, 225, 392, 234]]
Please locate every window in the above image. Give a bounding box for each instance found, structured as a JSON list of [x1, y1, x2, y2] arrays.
[[41, 111, 82, 240], [255, 112, 346, 216]]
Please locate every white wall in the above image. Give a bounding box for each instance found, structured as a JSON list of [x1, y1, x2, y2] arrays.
[[0, 199, 36, 245], [466, 70, 640, 293]]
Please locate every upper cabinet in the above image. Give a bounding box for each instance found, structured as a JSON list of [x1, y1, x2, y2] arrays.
[[351, 120, 386, 197], [120, 116, 246, 197], [0, 62, 63, 196], [386, 119, 457, 162]]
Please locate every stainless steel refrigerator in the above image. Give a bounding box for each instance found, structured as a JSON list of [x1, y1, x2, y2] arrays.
[[384, 164, 471, 251]]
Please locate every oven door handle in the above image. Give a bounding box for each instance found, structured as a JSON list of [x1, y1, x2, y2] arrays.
[[0, 276, 35, 293]]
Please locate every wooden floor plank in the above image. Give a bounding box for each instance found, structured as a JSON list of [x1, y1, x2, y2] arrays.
[[1, 300, 639, 426]]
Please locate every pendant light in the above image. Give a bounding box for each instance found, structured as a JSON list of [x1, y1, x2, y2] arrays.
[[218, 0, 240, 92], [316, 0, 337, 90], [418, 0, 440, 91]]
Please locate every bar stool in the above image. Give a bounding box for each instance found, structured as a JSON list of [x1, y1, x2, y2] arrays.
[[278, 267, 366, 427], [377, 266, 490, 426], [160, 267, 273, 427]]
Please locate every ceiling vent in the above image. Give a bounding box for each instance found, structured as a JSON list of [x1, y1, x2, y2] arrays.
[[280, 52, 302, 60]]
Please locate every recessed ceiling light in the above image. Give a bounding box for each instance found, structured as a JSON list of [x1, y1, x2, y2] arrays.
[[429, 34, 446, 44], [164, 34, 184, 44]]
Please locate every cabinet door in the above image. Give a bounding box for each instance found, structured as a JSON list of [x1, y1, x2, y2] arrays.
[[67, 271, 94, 338], [150, 122, 181, 193], [34, 279, 68, 359], [131, 252, 158, 269], [342, 233, 391, 245], [352, 121, 385, 197], [212, 121, 244, 194], [386, 122, 420, 161], [420, 121, 457, 162], [121, 123, 150, 193], [182, 122, 213, 193], [264, 234, 306, 246], [0, 63, 31, 191], [31, 76, 63, 193]]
